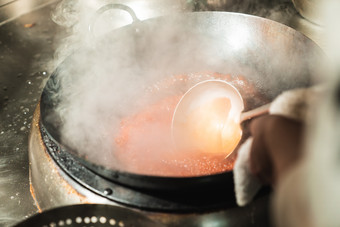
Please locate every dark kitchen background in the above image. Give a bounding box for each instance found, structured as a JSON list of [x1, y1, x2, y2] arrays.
[[0, 0, 323, 226]]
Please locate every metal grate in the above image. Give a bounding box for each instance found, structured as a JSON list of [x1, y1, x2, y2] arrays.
[[14, 204, 161, 227], [40, 216, 126, 227]]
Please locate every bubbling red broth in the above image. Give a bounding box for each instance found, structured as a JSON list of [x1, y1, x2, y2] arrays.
[[114, 73, 267, 177]]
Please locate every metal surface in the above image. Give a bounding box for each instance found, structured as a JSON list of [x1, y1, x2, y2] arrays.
[[0, 2, 63, 226], [0, 0, 325, 227], [0, 0, 58, 26], [172, 80, 245, 157]]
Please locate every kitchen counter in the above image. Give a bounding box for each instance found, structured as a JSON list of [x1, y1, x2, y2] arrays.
[[0, 0, 323, 226], [0, 1, 62, 226]]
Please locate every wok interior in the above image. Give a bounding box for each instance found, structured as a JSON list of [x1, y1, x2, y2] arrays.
[[44, 13, 322, 177]]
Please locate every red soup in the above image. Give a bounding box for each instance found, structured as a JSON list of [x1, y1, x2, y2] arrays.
[[114, 73, 266, 177]]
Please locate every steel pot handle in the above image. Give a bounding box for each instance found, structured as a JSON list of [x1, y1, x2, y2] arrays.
[[89, 4, 139, 34]]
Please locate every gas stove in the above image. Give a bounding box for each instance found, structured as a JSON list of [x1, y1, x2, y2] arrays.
[[29, 102, 271, 226], [0, 0, 323, 226]]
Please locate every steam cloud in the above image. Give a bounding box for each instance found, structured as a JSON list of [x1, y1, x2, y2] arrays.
[[49, 0, 197, 166], [48, 0, 321, 169]]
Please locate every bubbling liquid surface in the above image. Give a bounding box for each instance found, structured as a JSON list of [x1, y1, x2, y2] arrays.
[[114, 73, 265, 177]]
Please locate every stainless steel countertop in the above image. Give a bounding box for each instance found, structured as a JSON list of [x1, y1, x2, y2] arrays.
[[0, 1, 63, 226], [0, 0, 323, 226]]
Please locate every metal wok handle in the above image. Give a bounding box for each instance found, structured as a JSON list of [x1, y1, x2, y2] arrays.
[[89, 4, 140, 34]]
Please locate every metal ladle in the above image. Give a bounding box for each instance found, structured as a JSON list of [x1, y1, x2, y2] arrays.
[[171, 80, 270, 157]]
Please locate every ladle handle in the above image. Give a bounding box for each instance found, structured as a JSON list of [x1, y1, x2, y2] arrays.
[[240, 103, 271, 122], [89, 4, 140, 35]]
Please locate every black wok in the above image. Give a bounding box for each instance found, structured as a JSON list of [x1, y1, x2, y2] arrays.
[[40, 9, 323, 191]]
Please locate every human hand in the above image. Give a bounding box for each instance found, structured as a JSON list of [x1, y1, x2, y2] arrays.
[[249, 115, 305, 185]]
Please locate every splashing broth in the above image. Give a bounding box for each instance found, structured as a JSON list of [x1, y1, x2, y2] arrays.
[[114, 73, 267, 177]]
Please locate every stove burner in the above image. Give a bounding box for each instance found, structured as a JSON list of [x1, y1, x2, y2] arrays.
[[40, 122, 239, 212], [14, 204, 161, 227]]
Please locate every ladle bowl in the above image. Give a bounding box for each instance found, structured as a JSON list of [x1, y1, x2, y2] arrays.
[[172, 80, 270, 157]]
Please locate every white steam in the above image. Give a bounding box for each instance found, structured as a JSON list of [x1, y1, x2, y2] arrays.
[[48, 0, 322, 169], [49, 0, 196, 166]]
